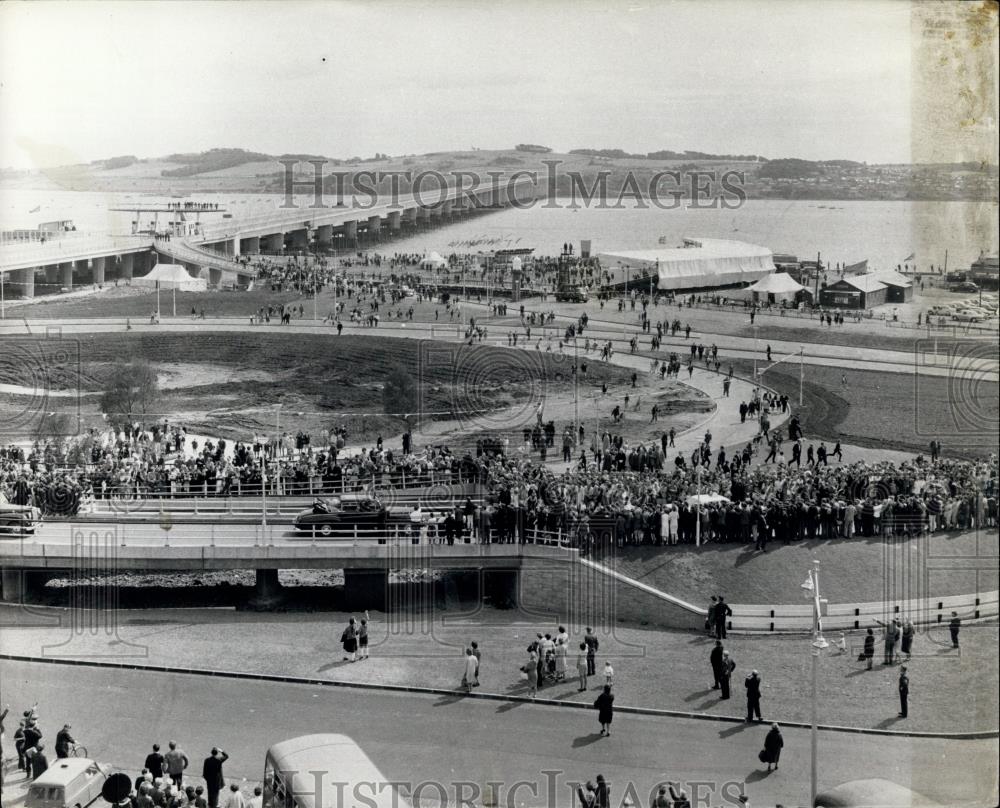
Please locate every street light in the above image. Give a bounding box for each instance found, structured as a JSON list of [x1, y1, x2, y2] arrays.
[[802, 559, 827, 807]]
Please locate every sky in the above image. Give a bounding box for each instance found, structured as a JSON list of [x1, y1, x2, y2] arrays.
[[0, 0, 919, 170]]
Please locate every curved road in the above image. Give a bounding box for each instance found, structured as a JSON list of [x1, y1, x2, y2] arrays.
[[2, 659, 996, 808]]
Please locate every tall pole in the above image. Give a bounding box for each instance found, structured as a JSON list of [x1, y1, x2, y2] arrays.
[[799, 347, 804, 406], [814, 251, 821, 301], [810, 558, 822, 807]]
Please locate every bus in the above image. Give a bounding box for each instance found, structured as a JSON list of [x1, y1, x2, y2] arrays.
[[264, 735, 407, 808]]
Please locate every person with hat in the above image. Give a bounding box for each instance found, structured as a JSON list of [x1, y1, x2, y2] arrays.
[[761, 723, 783, 772], [55, 723, 76, 758]]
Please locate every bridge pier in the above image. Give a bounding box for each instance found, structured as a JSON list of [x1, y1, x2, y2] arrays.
[[120, 253, 134, 281], [344, 568, 388, 611], [0, 568, 49, 603], [366, 215, 381, 243], [60, 262, 74, 291], [248, 568, 284, 609], [75, 258, 90, 285], [230, 237, 241, 258], [13, 267, 36, 298], [209, 267, 223, 287], [387, 211, 402, 232], [342, 220, 358, 247], [92, 256, 106, 285], [404, 208, 419, 228], [315, 224, 334, 251], [262, 233, 284, 254]]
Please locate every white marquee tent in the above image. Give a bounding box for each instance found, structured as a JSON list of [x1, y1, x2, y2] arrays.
[[420, 251, 448, 269], [745, 272, 810, 303], [598, 238, 775, 291], [133, 263, 207, 291]]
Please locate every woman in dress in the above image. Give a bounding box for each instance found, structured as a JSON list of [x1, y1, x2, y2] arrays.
[[525, 648, 539, 699], [554, 639, 567, 682], [341, 617, 358, 662], [576, 643, 589, 692], [594, 684, 615, 736]]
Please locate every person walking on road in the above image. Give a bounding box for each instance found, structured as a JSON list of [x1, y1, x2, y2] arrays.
[[745, 670, 763, 722], [761, 723, 783, 772], [898, 666, 909, 718], [201, 748, 229, 808], [710, 641, 724, 690], [164, 741, 189, 789], [594, 684, 615, 736]]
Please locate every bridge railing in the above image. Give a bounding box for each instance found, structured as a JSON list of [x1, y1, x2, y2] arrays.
[[0, 234, 152, 268]]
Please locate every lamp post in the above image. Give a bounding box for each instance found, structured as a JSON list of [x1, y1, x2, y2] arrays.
[[802, 559, 828, 807]]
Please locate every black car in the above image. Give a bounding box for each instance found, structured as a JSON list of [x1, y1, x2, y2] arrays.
[[293, 494, 388, 536]]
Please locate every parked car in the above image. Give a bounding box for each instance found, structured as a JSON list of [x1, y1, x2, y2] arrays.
[[25, 759, 108, 808], [555, 286, 589, 303], [0, 493, 42, 536], [293, 494, 388, 536], [953, 281, 980, 293], [952, 310, 984, 322]]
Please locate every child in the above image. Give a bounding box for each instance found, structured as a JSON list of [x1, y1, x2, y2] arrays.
[[358, 611, 370, 660], [604, 660, 614, 687], [835, 632, 847, 655]]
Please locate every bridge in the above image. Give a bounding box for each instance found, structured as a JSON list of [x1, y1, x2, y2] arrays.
[[0, 178, 539, 297]]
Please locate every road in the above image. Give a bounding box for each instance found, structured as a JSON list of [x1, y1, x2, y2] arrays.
[[1, 660, 996, 808]]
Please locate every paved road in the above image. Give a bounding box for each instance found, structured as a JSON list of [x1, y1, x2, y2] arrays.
[[2, 660, 996, 808]]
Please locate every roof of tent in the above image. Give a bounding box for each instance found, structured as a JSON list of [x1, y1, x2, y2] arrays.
[[598, 238, 775, 290], [873, 269, 914, 288], [747, 272, 807, 294], [132, 263, 207, 290]]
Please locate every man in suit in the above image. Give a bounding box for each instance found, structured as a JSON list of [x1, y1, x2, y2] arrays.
[[745, 670, 763, 721], [710, 641, 724, 690], [714, 596, 733, 639], [145, 744, 166, 780], [201, 748, 229, 808], [898, 666, 909, 718], [584, 627, 599, 676], [719, 651, 736, 700]]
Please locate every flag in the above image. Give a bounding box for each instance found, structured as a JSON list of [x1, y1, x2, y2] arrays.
[[843, 259, 868, 274], [29, 205, 41, 213], [902, 253, 915, 263]]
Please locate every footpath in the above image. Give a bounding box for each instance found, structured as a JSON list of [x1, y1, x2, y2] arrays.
[[1, 606, 995, 735]]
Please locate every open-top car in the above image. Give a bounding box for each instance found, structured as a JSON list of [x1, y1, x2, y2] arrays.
[[293, 493, 388, 536], [0, 493, 42, 537]]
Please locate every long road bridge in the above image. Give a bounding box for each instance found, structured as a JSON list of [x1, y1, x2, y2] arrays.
[[0, 178, 539, 295]]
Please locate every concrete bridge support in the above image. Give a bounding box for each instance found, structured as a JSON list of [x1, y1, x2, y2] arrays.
[[0, 568, 50, 603], [344, 568, 388, 611], [262, 233, 284, 254], [209, 267, 223, 287], [315, 224, 334, 251], [442, 200, 453, 218], [13, 267, 36, 298], [75, 259, 90, 284], [240, 236, 260, 255], [231, 237, 241, 258], [417, 207, 432, 226], [120, 253, 134, 281], [387, 211, 402, 232], [60, 262, 74, 291], [286, 228, 309, 253], [249, 569, 284, 609], [404, 208, 419, 227], [343, 220, 358, 247], [92, 257, 106, 286], [367, 215, 381, 242]]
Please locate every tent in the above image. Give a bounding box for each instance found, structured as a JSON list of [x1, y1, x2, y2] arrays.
[[132, 263, 207, 291], [419, 251, 447, 269], [745, 272, 810, 303], [598, 238, 775, 291]]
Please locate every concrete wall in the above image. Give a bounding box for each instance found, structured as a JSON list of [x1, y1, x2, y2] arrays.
[[519, 556, 705, 632]]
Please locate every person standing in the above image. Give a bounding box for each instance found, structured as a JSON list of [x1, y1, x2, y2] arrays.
[[710, 641, 724, 690], [949, 611, 962, 648], [706, 596, 718, 636], [876, 619, 900, 665], [898, 666, 909, 718], [525, 648, 539, 699], [584, 627, 599, 676], [164, 741, 189, 789], [715, 596, 733, 639], [30, 742, 49, 781], [576, 643, 589, 691], [462, 648, 478, 693], [54, 724, 76, 758], [341, 617, 358, 662], [745, 670, 762, 722], [594, 685, 615, 736], [223, 784, 245, 808], [201, 748, 229, 808], [719, 651, 736, 700], [761, 723, 783, 772], [900, 619, 915, 660], [471, 641, 481, 686], [863, 628, 875, 671], [145, 744, 166, 780]]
